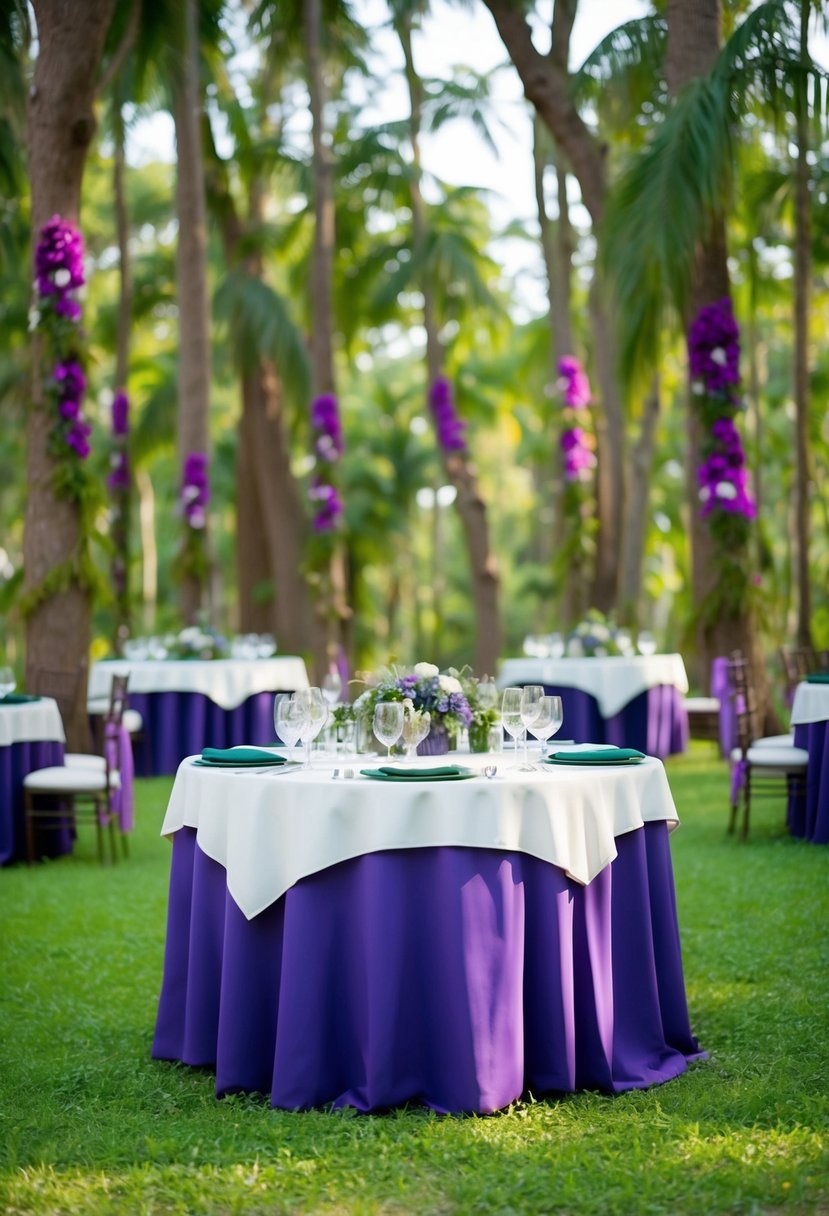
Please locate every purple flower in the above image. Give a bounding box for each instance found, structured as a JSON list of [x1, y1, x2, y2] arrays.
[[560, 427, 596, 482], [35, 215, 85, 299], [107, 451, 130, 491], [429, 376, 467, 452], [65, 420, 92, 460], [688, 298, 740, 394], [58, 398, 81, 421], [112, 390, 129, 437], [54, 360, 86, 401], [557, 356, 591, 409], [180, 452, 209, 527], [309, 478, 343, 531]]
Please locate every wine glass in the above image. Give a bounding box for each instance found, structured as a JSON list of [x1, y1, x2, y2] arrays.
[[0, 666, 15, 700], [373, 701, 404, 759], [402, 708, 430, 759], [519, 685, 544, 770], [500, 688, 524, 761], [527, 695, 563, 760], [274, 694, 306, 759], [476, 679, 498, 712], [322, 667, 342, 708], [638, 630, 657, 656], [296, 687, 329, 768]]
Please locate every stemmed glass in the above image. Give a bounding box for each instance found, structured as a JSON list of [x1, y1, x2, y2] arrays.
[[527, 695, 563, 760], [373, 702, 404, 759], [322, 668, 342, 708], [274, 694, 305, 761], [296, 687, 329, 768], [500, 688, 524, 761], [519, 684, 544, 770], [401, 708, 430, 759], [0, 666, 15, 699]]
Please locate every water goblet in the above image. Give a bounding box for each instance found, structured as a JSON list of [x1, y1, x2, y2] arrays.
[[402, 708, 430, 759], [322, 667, 342, 708], [527, 695, 563, 760], [500, 688, 524, 761], [519, 684, 544, 770], [274, 694, 306, 760], [476, 679, 498, 712], [373, 701, 404, 759], [0, 666, 16, 699], [296, 687, 329, 768]]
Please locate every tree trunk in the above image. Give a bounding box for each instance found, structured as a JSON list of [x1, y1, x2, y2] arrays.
[[619, 378, 660, 621], [24, 0, 117, 750], [173, 0, 211, 624], [793, 0, 813, 647], [398, 12, 501, 675], [111, 84, 132, 651]]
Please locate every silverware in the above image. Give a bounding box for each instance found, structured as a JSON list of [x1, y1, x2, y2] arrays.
[[332, 768, 341, 780], [343, 768, 355, 779], [483, 765, 498, 780]]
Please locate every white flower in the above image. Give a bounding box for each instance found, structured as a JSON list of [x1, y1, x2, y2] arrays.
[[699, 486, 711, 502], [188, 508, 206, 529], [182, 485, 200, 503], [53, 268, 71, 288], [28, 308, 41, 332], [567, 638, 584, 657], [715, 481, 737, 499], [414, 662, 439, 679], [592, 624, 609, 641], [438, 674, 462, 694], [710, 347, 727, 366], [691, 379, 705, 395]]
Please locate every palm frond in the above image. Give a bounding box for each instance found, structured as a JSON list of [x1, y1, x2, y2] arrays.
[[213, 270, 310, 405], [573, 15, 668, 131]]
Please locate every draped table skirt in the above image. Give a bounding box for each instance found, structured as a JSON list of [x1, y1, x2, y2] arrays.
[[537, 685, 688, 759], [152, 822, 704, 1113], [130, 691, 283, 777], [0, 739, 69, 864], [790, 721, 829, 844]]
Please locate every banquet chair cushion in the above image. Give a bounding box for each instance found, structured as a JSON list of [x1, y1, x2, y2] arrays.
[[23, 765, 121, 793], [683, 696, 720, 713], [751, 733, 796, 749], [64, 753, 107, 771], [729, 744, 808, 772], [88, 699, 143, 735]]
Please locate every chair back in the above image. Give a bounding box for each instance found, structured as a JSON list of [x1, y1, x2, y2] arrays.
[[726, 655, 758, 755], [105, 673, 129, 728], [779, 645, 817, 704]]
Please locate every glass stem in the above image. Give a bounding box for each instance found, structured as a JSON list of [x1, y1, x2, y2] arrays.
[[522, 728, 529, 767]]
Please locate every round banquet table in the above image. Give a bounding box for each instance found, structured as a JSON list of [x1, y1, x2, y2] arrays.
[[497, 655, 690, 758], [152, 751, 704, 1113], [0, 697, 69, 865], [789, 680, 829, 844], [89, 657, 309, 777]]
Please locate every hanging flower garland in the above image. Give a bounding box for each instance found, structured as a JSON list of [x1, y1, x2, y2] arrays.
[[308, 393, 344, 532], [175, 451, 210, 583], [688, 297, 756, 613], [107, 390, 131, 634], [429, 376, 466, 453], [21, 215, 102, 614], [555, 355, 597, 607]]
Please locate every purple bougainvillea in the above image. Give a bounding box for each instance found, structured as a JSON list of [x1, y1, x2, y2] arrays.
[[557, 357, 596, 483], [309, 393, 344, 531], [180, 452, 209, 530], [557, 355, 592, 410], [112, 389, 129, 438], [429, 376, 466, 452]]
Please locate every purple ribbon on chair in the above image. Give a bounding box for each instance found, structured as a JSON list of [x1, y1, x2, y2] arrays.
[[105, 721, 134, 832]]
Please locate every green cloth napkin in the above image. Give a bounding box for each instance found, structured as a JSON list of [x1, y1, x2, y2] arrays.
[[546, 747, 646, 765], [806, 672, 829, 683], [199, 746, 287, 766], [0, 692, 42, 704], [360, 765, 474, 781]]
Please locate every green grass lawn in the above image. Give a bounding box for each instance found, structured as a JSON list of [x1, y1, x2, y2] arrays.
[[1, 746, 828, 1214]]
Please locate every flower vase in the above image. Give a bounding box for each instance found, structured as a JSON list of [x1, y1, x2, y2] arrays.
[[417, 722, 450, 756], [468, 719, 491, 754]]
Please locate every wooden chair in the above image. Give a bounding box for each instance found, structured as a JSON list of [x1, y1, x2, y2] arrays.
[[779, 645, 817, 706], [727, 656, 808, 839], [23, 669, 122, 863]]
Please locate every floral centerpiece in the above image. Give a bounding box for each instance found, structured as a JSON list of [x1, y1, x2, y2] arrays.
[[563, 609, 650, 657], [354, 662, 473, 755], [167, 625, 229, 660]]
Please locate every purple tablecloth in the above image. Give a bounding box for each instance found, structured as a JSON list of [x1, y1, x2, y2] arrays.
[[790, 721, 829, 844], [536, 684, 688, 758], [129, 690, 286, 776], [0, 739, 69, 865], [152, 823, 704, 1113]]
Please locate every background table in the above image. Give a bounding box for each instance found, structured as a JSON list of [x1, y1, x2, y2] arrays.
[[89, 657, 309, 776], [789, 681, 829, 843], [497, 655, 689, 758], [152, 756, 703, 1113], [0, 698, 68, 864]]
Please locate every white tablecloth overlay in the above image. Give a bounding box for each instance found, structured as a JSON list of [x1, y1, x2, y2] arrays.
[[497, 655, 690, 719], [790, 681, 829, 726], [0, 698, 65, 748], [160, 750, 680, 920], [89, 657, 310, 711]]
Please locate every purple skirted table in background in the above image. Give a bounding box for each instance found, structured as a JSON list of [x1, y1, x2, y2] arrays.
[[789, 681, 829, 844], [0, 698, 70, 864], [498, 655, 690, 758], [151, 756, 703, 1113], [89, 657, 310, 777]]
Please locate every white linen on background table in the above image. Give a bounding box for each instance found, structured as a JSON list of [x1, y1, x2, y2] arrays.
[[0, 698, 65, 748], [88, 657, 310, 710], [160, 753, 680, 920], [790, 681, 829, 726], [496, 655, 689, 718]]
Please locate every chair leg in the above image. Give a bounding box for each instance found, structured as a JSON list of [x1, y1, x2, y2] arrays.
[[728, 795, 738, 835], [24, 790, 36, 864], [741, 773, 751, 840]]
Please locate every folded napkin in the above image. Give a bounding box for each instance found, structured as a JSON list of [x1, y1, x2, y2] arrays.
[[198, 746, 287, 766], [0, 692, 42, 704], [360, 764, 474, 781], [806, 672, 829, 684], [546, 747, 646, 765]]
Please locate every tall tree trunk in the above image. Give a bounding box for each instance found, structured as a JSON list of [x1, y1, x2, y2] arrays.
[[482, 0, 624, 613], [24, 0, 117, 750], [666, 0, 772, 719], [305, 0, 351, 679], [173, 0, 211, 624], [111, 84, 132, 652], [398, 13, 501, 675], [793, 0, 813, 647]]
